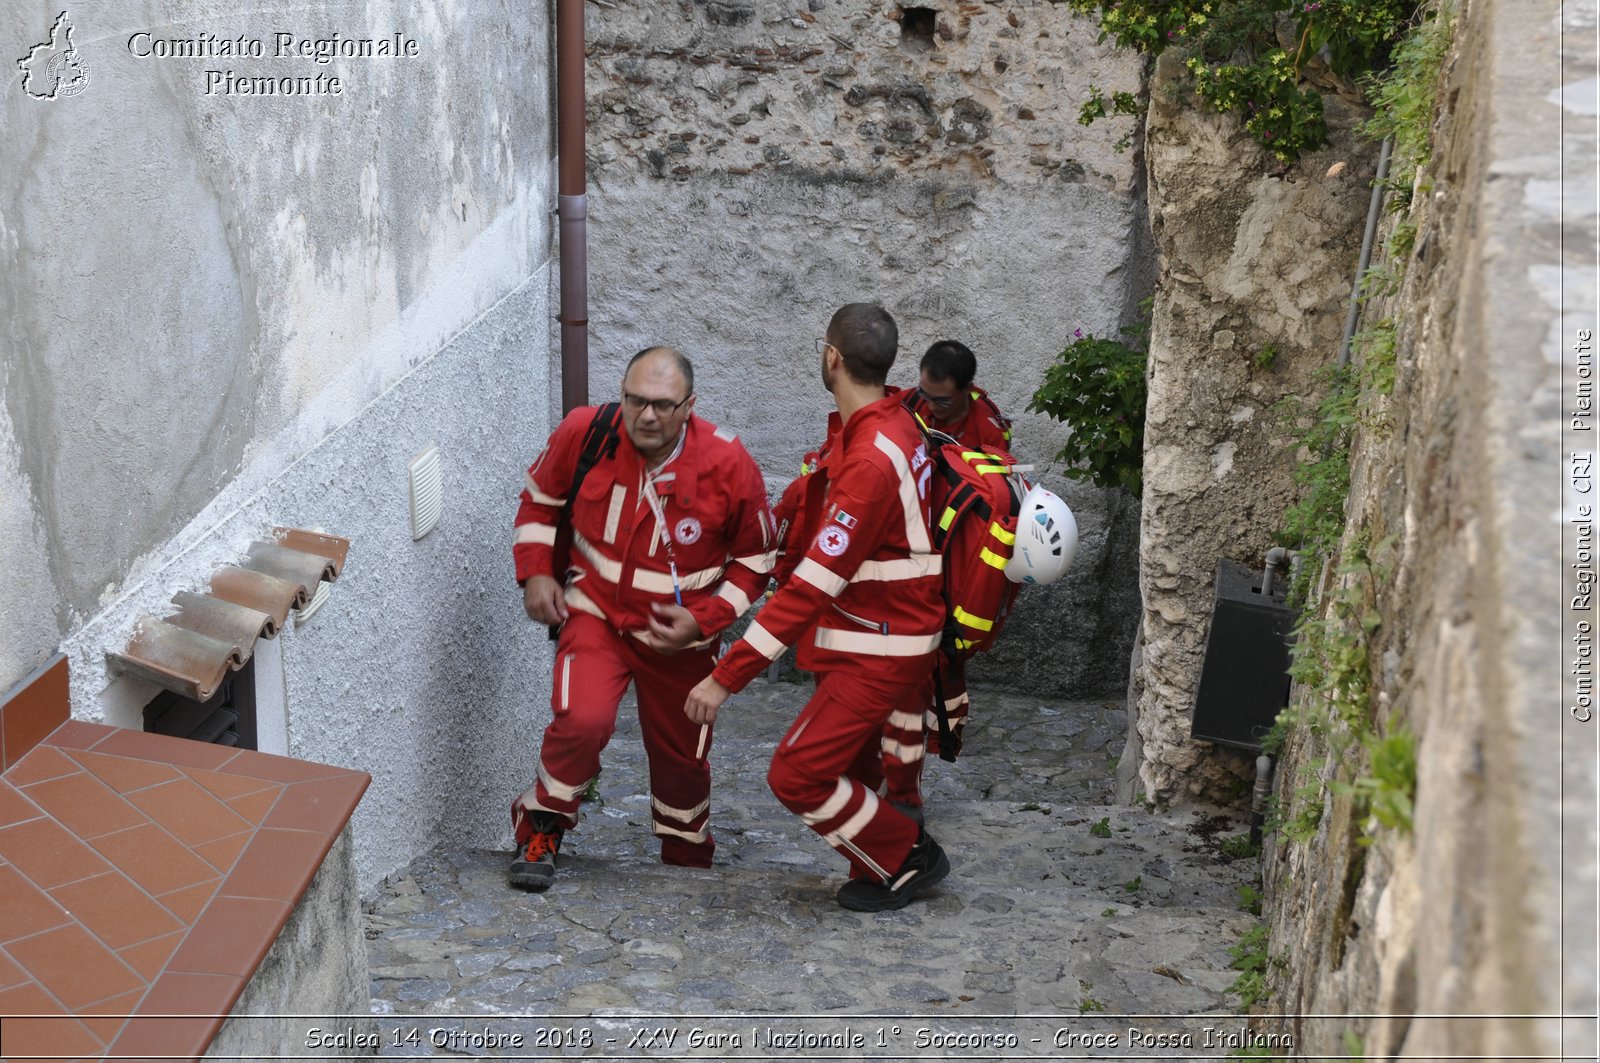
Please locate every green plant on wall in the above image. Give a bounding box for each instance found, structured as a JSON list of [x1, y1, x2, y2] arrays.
[[1275, 363, 1358, 602], [1029, 305, 1149, 495], [1333, 726, 1418, 842], [1068, 0, 1420, 164], [1362, 3, 1457, 203]]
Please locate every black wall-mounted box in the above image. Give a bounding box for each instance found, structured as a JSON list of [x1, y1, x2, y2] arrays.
[[1190, 559, 1297, 751]]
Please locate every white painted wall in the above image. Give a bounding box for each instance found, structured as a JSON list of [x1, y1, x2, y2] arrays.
[[3, 0, 558, 887]]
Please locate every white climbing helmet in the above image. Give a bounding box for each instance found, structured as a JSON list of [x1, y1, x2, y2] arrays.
[[1005, 484, 1078, 585]]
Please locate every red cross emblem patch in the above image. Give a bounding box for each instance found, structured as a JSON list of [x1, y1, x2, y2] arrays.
[[817, 526, 850, 557]]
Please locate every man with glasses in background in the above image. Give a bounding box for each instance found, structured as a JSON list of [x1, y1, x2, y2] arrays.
[[509, 346, 774, 891], [909, 339, 1012, 454]]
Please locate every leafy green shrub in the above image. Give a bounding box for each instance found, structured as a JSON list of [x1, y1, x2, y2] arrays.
[[1029, 312, 1149, 495], [1362, 4, 1456, 200], [1068, 0, 1419, 164]]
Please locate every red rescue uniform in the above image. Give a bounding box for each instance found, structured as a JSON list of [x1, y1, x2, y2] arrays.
[[905, 384, 1015, 769], [907, 384, 1013, 454], [715, 392, 943, 883], [512, 408, 773, 865]]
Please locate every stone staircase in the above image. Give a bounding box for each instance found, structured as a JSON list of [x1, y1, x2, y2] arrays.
[[364, 679, 1263, 1057]]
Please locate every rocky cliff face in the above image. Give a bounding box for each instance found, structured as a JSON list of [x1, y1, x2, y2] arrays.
[[1130, 54, 1377, 801], [576, 0, 1149, 696], [1252, 2, 1593, 1057]]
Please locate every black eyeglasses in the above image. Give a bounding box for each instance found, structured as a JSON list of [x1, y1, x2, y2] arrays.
[[917, 386, 957, 410], [623, 393, 693, 417]]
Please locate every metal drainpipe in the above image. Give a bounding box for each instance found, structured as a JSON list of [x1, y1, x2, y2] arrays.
[[556, 0, 589, 413], [1336, 136, 1394, 369]]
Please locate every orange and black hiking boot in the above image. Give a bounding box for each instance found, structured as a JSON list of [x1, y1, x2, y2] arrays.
[[509, 812, 563, 892]]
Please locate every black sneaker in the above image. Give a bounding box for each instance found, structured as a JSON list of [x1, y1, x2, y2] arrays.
[[835, 829, 950, 911], [508, 813, 563, 892]]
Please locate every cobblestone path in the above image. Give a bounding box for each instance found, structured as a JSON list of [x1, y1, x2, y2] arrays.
[[364, 678, 1262, 1059]]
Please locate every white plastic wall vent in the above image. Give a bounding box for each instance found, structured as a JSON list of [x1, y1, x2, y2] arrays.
[[294, 580, 331, 626], [409, 444, 443, 540]]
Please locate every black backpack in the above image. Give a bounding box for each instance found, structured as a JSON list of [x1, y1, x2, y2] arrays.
[[545, 402, 623, 640]]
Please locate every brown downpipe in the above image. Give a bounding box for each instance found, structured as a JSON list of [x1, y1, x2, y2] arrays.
[[556, 0, 588, 412]]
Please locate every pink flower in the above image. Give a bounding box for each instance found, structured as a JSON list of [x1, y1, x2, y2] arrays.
[[1074, 328, 1084, 339]]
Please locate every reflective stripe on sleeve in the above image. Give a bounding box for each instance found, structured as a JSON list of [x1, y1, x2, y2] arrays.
[[796, 558, 849, 597], [717, 582, 752, 615], [812, 629, 941, 656], [742, 621, 787, 661], [980, 546, 1008, 570], [524, 472, 564, 507], [516, 523, 557, 546], [989, 522, 1016, 545], [853, 556, 942, 582]]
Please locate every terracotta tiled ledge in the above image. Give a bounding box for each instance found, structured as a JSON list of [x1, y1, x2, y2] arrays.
[[0, 721, 369, 1061]]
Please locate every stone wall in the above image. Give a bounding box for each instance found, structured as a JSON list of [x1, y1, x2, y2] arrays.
[[1249, 0, 1597, 1057], [1129, 55, 1378, 800], [574, 0, 1150, 696]]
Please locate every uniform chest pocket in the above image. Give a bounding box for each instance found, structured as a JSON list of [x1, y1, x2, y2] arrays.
[[575, 475, 628, 546]]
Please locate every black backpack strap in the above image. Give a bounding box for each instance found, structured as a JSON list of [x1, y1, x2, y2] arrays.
[[547, 403, 622, 640]]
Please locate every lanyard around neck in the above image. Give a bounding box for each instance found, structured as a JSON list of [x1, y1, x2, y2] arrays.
[[640, 471, 683, 605]]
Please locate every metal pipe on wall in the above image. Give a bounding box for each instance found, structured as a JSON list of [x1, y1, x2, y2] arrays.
[[556, 0, 589, 412]]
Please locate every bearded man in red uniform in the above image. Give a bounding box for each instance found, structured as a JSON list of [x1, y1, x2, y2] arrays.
[[510, 347, 774, 890], [685, 304, 952, 912]]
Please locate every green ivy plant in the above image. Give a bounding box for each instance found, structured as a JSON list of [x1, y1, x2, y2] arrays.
[[1068, 0, 1420, 164], [1029, 307, 1149, 495], [1227, 924, 1272, 1006]]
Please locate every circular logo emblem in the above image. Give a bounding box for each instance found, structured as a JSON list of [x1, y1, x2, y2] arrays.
[[817, 526, 850, 557], [48, 50, 90, 97], [674, 517, 702, 545]]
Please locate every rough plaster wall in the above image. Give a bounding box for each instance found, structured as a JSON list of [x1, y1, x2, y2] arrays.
[[577, 0, 1148, 695], [6, 0, 559, 888], [1134, 56, 1377, 801], [1253, 1, 1597, 1057], [208, 827, 371, 1059], [57, 276, 553, 890], [1, 0, 549, 691]]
